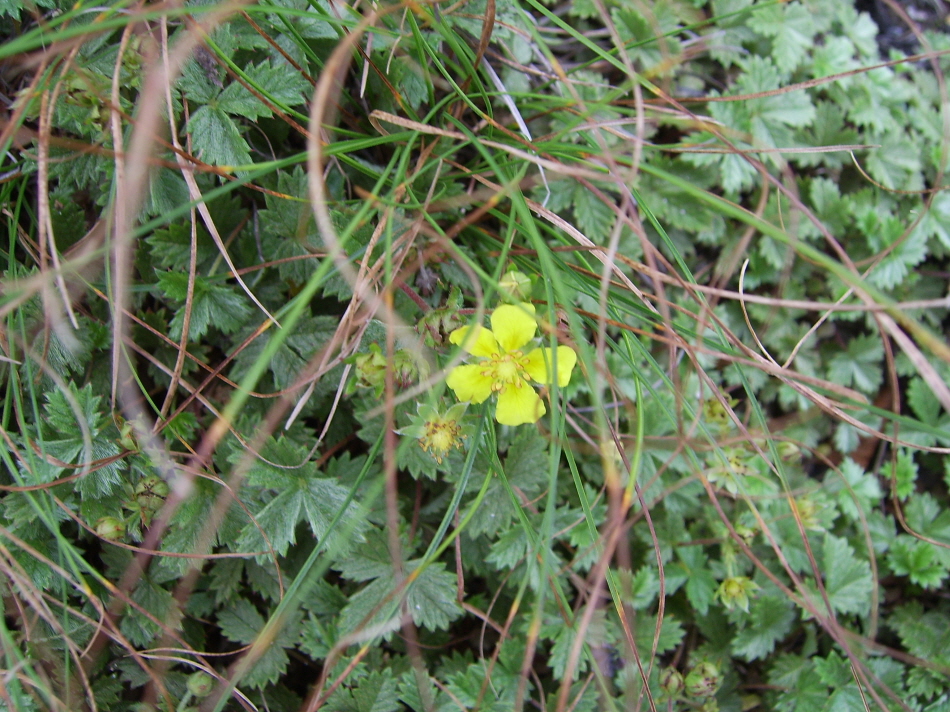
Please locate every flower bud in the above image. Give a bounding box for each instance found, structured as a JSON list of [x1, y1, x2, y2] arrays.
[[351, 343, 389, 396], [659, 667, 684, 699], [186, 671, 214, 698], [498, 270, 533, 302], [95, 517, 126, 541], [134, 475, 170, 512], [685, 661, 721, 699]]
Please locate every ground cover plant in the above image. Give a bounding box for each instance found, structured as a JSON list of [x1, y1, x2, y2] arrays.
[[2, 0, 950, 709]]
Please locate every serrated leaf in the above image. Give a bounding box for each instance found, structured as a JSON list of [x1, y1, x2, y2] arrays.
[[230, 314, 338, 391], [823, 457, 882, 522], [632, 613, 684, 656], [675, 545, 717, 616], [39, 383, 122, 496], [156, 272, 253, 340], [187, 105, 252, 167], [218, 598, 265, 643], [889, 601, 950, 663], [547, 608, 612, 681], [572, 185, 615, 239], [325, 670, 401, 712], [814, 650, 850, 687], [823, 534, 873, 616], [889, 537, 948, 589], [405, 561, 463, 631], [732, 594, 796, 661], [145, 222, 217, 269], [893, 449, 919, 500], [153, 480, 219, 578], [827, 334, 883, 394], [121, 576, 179, 647], [749, 3, 815, 75], [865, 132, 924, 192], [236, 488, 303, 558], [217, 61, 308, 119], [768, 655, 828, 712]]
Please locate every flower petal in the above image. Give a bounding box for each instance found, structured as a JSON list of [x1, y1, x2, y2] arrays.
[[449, 324, 498, 357], [490, 303, 537, 353], [524, 345, 577, 387], [495, 382, 545, 425], [446, 364, 494, 403]]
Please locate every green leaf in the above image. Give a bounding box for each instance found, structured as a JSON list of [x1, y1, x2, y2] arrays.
[[814, 650, 850, 687], [217, 597, 265, 644], [889, 601, 950, 663], [823, 457, 882, 522], [769, 655, 828, 712], [913, 191, 950, 251], [405, 561, 463, 631], [187, 105, 252, 167], [156, 272, 253, 340], [749, 2, 815, 75], [237, 475, 363, 560], [547, 609, 612, 681], [572, 184, 615, 239], [732, 594, 796, 661], [892, 449, 919, 500], [792, 101, 860, 170], [822, 534, 874, 616], [675, 545, 717, 616], [121, 576, 179, 647], [145, 222, 216, 270], [889, 537, 948, 589], [325, 670, 401, 712], [865, 132, 924, 193], [908, 376, 943, 423], [826, 334, 883, 394], [230, 315, 339, 391], [632, 613, 685, 657], [39, 383, 122, 497], [217, 60, 308, 119], [810, 36, 858, 80], [630, 565, 660, 610]]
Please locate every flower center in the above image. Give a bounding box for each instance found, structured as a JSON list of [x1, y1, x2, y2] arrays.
[[485, 350, 529, 390], [420, 418, 463, 463]]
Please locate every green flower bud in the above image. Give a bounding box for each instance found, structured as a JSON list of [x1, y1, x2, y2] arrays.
[[659, 667, 685, 699], [685, 661, 721, 699], [351, 343, 389, 397], [392, 350, 422, 390], [734, 523, 757, 546], [498, 270, 533, 302], [349, 344, 423, 396], [186, 671, 214, 698], [134, 475, 170, 512], [417, 287, 464, 348], [95, 516, 126, 541]]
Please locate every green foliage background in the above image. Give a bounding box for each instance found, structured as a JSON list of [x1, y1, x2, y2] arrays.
[[1, 0, 950, 710]]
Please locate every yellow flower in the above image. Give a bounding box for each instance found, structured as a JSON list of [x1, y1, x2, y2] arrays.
[[446, 303, 577, 426]]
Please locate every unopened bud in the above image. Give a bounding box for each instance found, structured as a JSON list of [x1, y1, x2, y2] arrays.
[[685, 661, 721, 699], [95, 517, 126, 541]]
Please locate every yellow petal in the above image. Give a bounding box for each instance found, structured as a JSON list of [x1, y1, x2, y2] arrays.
[[449, 324, 498, 357], [446, 364, 493, 403], [524, 345, 577, 387], [495, 381, 545, 425], [490, 303, 537, 353]]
